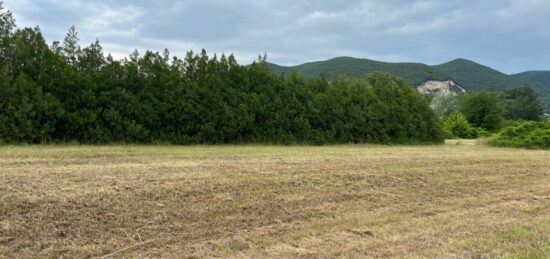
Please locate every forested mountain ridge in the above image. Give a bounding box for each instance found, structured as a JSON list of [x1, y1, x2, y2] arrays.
[[513, 71, 550, 88], [268, 57, 550, 112], [432, 58, 527, 92], [268, 57, 451, 86], [512, 71, 550, 112]]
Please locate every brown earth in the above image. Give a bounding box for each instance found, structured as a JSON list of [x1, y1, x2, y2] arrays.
[[1, 143, 549, 258]]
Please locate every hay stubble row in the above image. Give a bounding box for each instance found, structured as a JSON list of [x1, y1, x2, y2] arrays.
[[1, 144, 549, 257]]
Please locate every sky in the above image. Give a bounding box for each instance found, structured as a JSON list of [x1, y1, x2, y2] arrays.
[[4, 0, 550, 74]]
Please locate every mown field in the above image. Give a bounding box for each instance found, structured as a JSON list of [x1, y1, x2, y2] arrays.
[[1, 142, 549, 258]]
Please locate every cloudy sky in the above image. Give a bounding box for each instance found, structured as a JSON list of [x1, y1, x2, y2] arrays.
[[4, 0, 550, 73]]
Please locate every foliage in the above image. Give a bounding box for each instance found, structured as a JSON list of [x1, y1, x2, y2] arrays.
[[430, 94, 461, 118], [432, 58, 527, 92], [269, 56, 550, 114], [475, 127, 492, 138], [491, 121, 550, 149], [268, 56, 451, 85], [500, 87, 543, 121], [0, 74, 64, 143], [459, 92, 504, 131], [512, 71, 550, 112], [443, 113, 477, 139], [0, 6, 445, 145]]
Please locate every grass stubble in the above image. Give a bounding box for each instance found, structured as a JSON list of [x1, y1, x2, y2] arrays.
[[0, 143, 549, 258]]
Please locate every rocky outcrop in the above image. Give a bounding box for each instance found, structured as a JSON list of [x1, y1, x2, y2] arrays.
[[417, 80, 466, 95]]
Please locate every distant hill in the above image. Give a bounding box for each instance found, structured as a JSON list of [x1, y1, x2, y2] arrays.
[[432, 58, 528, 92], [268, 57, 450, 85], [268, 57, 550, 112], [513, 71, 550, 88], [512, 71, 550, 112]]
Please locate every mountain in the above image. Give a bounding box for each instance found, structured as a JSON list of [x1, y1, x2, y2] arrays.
[[432, 58, 528, 92], [268, 57, 450, 85], [512, 71, 550, 112], [513, 71, 550, 88], [268, 57, 550, 112]]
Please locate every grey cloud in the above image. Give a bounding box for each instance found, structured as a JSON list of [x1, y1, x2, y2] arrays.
[[4, 0, 550, 73]]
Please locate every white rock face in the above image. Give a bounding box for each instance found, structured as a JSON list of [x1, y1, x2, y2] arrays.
[[417, 80, 466, 95]]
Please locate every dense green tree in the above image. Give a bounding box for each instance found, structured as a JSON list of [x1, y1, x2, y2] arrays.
[[0, 74, 64, 143], [459, 92, 504, 131], [500, 87, 543, 121], [0, 4, 445, 145]]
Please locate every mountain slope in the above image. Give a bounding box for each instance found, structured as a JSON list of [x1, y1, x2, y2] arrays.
[[512, 71, 550, 112], [432, 59, 527, 92], [267, 57, 550, 112], [513, 71, 550, 88], [268, 57, 450, 85]]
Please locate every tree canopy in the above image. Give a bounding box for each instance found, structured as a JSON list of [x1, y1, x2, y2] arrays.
[[500, 87, 543, 121], [459, 92, 504, 131], [0, 3, 444, 144]]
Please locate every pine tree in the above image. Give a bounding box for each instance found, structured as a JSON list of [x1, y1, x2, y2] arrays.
[[62, 26, 80, 66], [0, 1, 15, 38], [50, 41, 62, 56], [129, 49, 139, 63], [79, 39, 105, 73], [0, 2, 446, 144], [0, 1, 15, 69]]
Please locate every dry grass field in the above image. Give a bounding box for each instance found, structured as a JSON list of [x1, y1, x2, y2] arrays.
[[1, 142, 549, 258]]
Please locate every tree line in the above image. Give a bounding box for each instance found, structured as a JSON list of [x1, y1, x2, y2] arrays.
[[431, 86, 544, 139], [0, 4, 444, 144]]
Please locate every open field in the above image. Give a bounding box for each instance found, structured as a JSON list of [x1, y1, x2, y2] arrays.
[[1, 143, 549, 258]]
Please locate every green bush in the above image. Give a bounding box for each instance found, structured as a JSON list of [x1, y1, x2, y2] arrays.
[[491, 121, 550, 149], [443, 113, 478, 139], [475, 127, 493, 138]]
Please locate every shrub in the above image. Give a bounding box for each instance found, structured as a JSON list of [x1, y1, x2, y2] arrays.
[[475, 127, 492, 138], [443, 113, 477, 139], [491, 121, 550, 149]]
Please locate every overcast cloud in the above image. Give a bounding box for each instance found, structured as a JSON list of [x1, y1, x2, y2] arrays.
[[5, 0, 550, 73]]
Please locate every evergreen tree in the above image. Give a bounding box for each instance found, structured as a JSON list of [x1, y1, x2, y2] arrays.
[[50, 41, 62, 55], [0, 1, 15, 68], [62, 26, 80, 66], [0, 3, 445, 145], [0, 1, 14, 36]]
